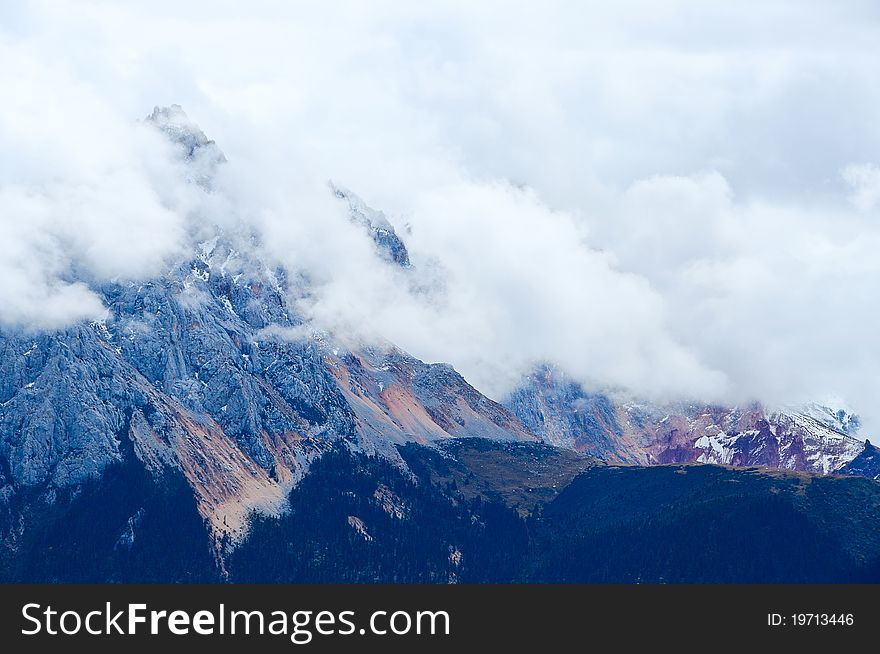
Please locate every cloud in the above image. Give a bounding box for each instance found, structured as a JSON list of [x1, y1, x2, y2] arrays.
[[2, 1, 880, 428], [0, 45, 198, 329], [264, 178, 727, 400], [586, 170, 880, 416], [843, 164, 880, 212]]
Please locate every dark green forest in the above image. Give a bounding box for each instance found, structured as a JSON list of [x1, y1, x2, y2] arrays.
[[3, 439, 880, 583]]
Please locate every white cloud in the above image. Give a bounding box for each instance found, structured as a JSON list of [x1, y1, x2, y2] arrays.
[[585, 170, 880, 421], [0, 42, 196, 329], [2, 1, 880, 429], [843, 163, 880, 212]]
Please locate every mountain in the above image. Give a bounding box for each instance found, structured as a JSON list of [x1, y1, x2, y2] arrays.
[[504, 365, 870, 475], [330, 184, 412, 268], [503, 366, 645, 462], [1, 106, 878, 583], [840, 441, 880, 481], [0, 106, 535, 556]]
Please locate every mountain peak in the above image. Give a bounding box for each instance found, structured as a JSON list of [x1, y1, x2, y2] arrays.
[[147, 105, 208, 151], [146, 104, 227, 186], [330, 183, 412, 268]]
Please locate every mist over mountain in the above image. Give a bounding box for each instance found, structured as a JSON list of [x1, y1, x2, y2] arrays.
[[4, 2, 880, 432], [0, 108, 875, 549], [2, 2, 880, 584]]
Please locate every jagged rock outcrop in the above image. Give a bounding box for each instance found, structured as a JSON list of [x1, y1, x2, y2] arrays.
[[331, 183, 412, 267]]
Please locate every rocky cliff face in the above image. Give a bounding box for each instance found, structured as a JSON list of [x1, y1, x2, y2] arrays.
[[503, 366, 646, 463], [504, 365, 871, 476]]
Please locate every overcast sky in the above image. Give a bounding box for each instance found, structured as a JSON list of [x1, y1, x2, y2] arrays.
[[2, 1, 880, 428]]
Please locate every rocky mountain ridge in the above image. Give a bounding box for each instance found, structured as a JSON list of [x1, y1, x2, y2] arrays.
[[503, 365, 874, 477]]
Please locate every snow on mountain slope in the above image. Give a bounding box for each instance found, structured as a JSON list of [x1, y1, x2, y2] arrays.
[[840, 441, 880, 480], [798, 401, 862, 436]]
